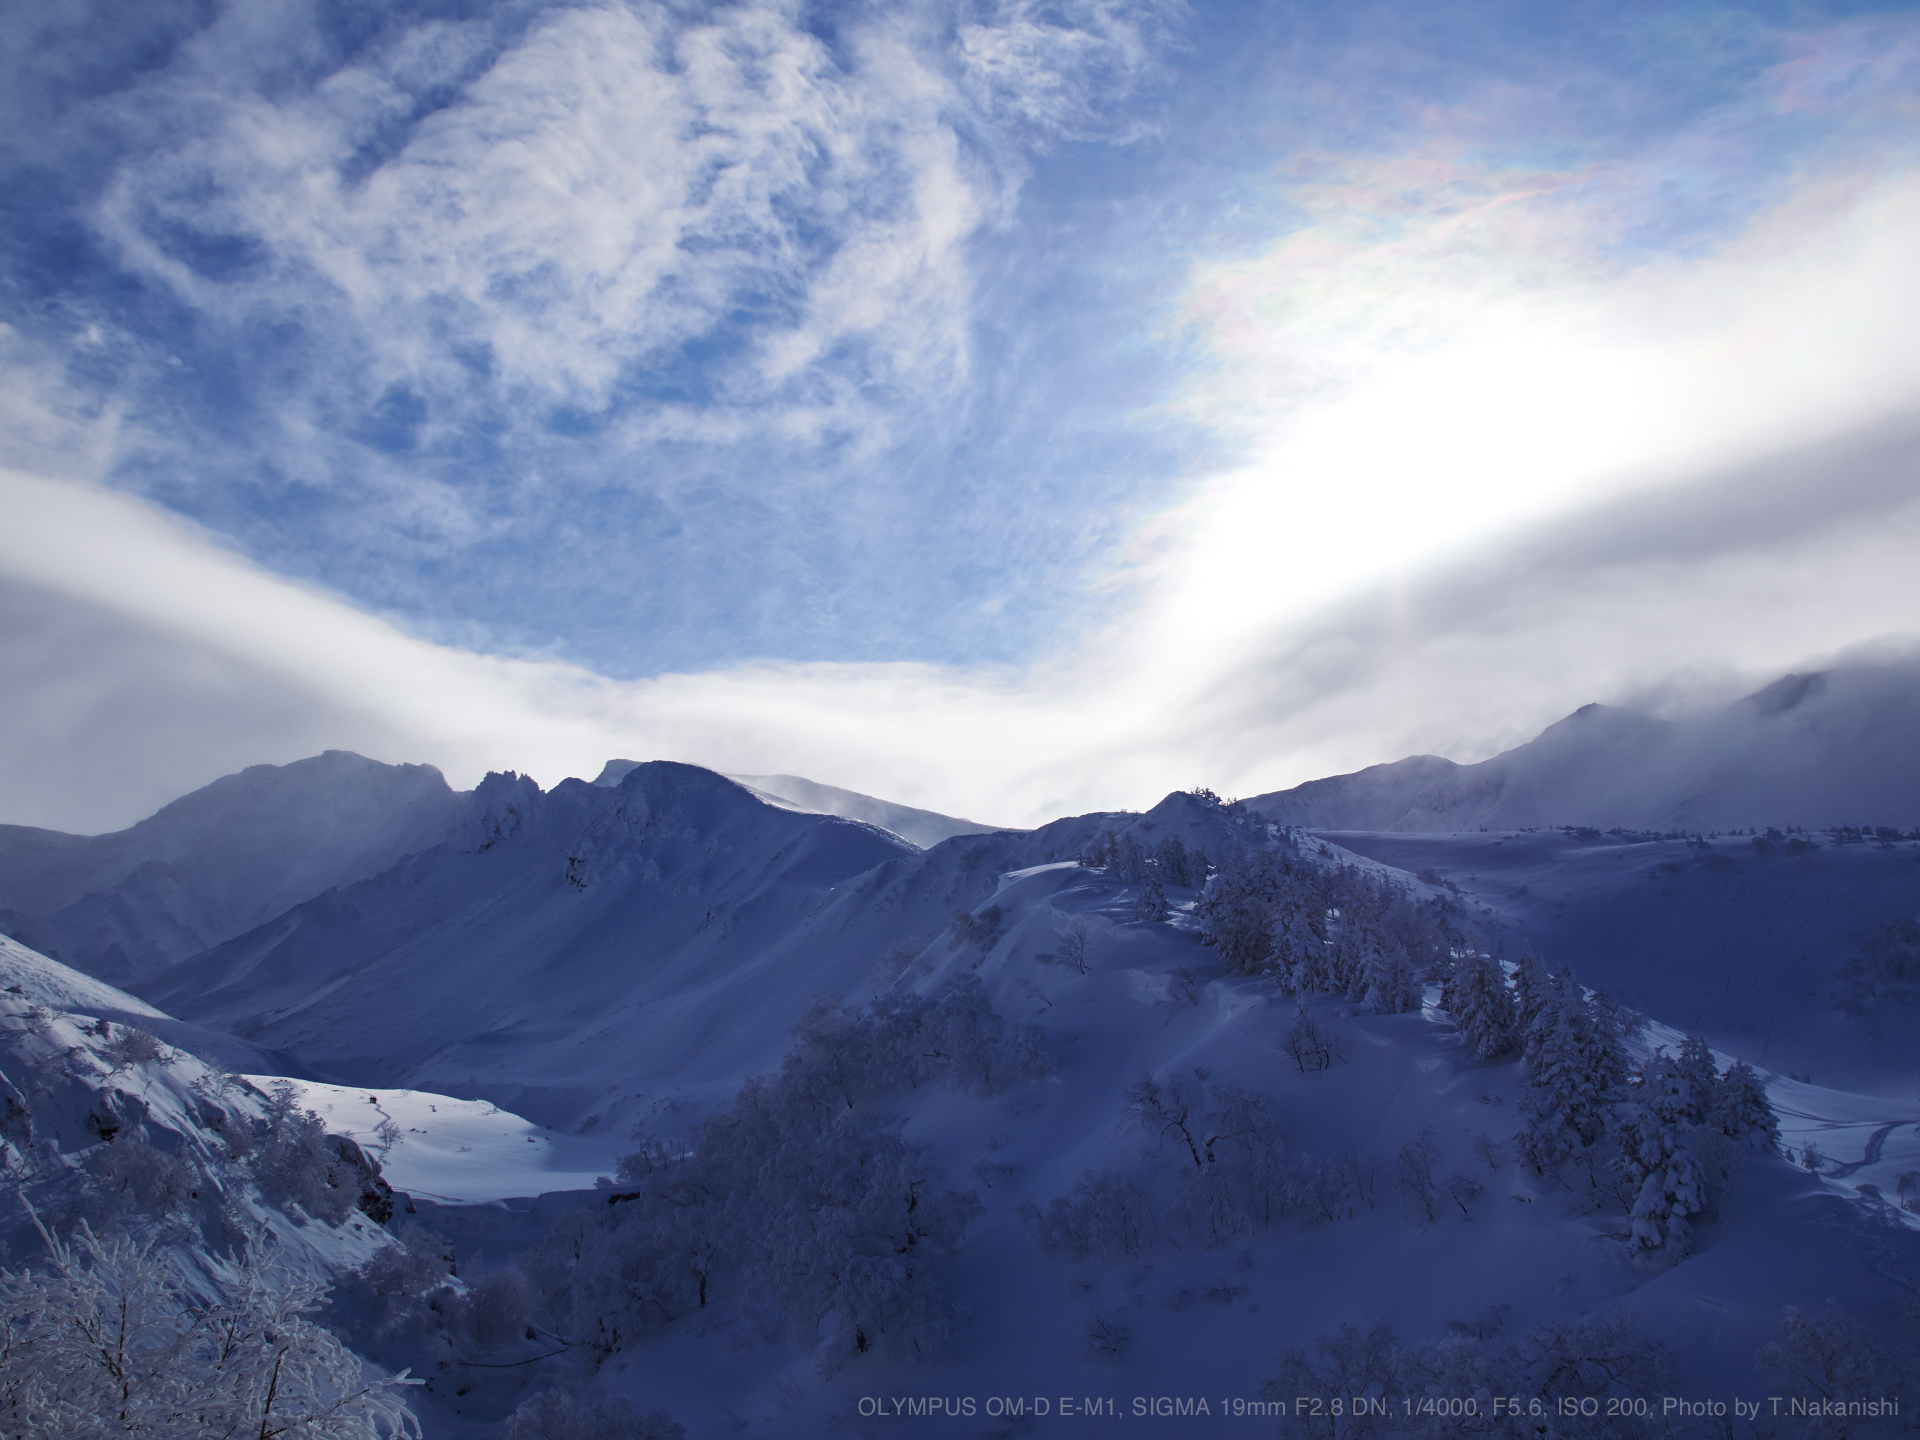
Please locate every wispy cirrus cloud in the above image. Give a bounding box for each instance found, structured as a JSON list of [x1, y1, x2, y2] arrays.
[[10, 0, 1177, 669]]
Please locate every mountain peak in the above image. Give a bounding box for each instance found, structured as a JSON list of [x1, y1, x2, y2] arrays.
[[1741, 670, 1828, 717]]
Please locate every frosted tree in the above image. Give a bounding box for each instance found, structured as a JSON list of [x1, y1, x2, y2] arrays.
[[1152, 834, 1196, 887], [1708, 1059, 1780, 1151], [1133, 874, 1170, 923], [251, 1080, 359, 1224], [1613, 1049, 1710, 1257], [85, 1131, 198, 1221], [1017, 1170, 1159, 1260], [1266, 1323, 1407, 1436], [1360, 932, 1422, 1015], [1054, 917, 1092, 975], [1509, 951, 1552, 1036], [1267, 1314, 1671, 1440], [1269, 896, 1326, 992], [1516, 966, 1625, 1176], [516, 975, 1039, 1375], [749, 1116, 980, 1371], [1672, 1034, 1717, 1114], [1195, 851, 1281, 974], [1125, 1073, 1208, 1170], [1831, 915, 1920, 1014], [1757, 1306, 1892, 1440], [1444, 952, 1519, 1060], [0, 1218, 420, 1438]]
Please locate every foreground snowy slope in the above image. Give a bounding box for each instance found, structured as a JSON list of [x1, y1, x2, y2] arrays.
[[1245, 661, 1920, 832], [0, 934, 396, 1284]]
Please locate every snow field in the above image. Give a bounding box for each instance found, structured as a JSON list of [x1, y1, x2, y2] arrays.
[[248, 1079, 628, 1205]]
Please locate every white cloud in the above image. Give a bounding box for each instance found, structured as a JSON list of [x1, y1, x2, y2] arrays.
[[89, 0, 1163, 448], [1133, 156, 1920, 674]]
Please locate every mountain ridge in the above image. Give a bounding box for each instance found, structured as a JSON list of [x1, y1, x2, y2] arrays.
[[1244, 660, 1920, 832]]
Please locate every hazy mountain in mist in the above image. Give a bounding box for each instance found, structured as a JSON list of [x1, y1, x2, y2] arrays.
[[1243, 660, 1920, 832], [0, 751, 465, 984]]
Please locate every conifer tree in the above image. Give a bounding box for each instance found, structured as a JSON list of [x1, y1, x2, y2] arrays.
[[1447, 952, 1520, 1061], [1362, 934, 1422, 1014], [1517, 966, 1625, 1174], [1134, 875, 1170, 923], [1614, 1049, 1709, 1257], [1708, 1060, 1780, 1152]]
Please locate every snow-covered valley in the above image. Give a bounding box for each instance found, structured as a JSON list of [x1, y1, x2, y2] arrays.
[[3, 676, 1918, 1438]]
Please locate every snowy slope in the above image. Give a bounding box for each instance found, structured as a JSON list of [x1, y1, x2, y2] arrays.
[[340, 813, 1919, 1438], [247, 1079, 626, 1205], [143, 764, 922, 1128], [0, 930, 308, 1075], [726, 772, 1004, 848], [1321, 828, 1920, 1095], [0, 936, 395, 1287], [594, 758, 1003, 848], [131, 781, 1227, 1140], [1245, 660, 1920, 832], [0, 751, 464, 984]]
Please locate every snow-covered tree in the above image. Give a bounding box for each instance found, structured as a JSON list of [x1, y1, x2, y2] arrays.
[[1359, 930, 1422, 1015], [1269, 896, 1326, 992], [1266, 1314, 1671, 1440], [1708, 1058, 1780, 1151], [1195, 856, 1277, 974], [1017, 1171, 1158, 1261], [0, 1218, 420, 1438], [1612, 1048, 1711, 1258], [1125, 1073, 1209, 1170], [1509, 951, 1552, 1036], [1133, 875, 1170, 923], [1152, 834, 1197, 887], [1831, 915, 1920, 1014], [1443, 952, 1519, 1060], [1672, 1034, 1717, 1118], [1757, 1306, 1894, 1440], [250, 1081, 361, 1224], [1516, 966, 1626, 1176], [1054, 917, 1092, 975], [512, 976, 1041, 1376]]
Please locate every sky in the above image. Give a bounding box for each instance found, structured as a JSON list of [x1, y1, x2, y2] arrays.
[[4, 0, 1920, 833]]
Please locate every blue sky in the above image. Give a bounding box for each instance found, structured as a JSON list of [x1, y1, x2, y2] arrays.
[[4, 0, 1920, 829]]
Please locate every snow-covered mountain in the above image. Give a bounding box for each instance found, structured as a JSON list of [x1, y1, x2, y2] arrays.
[[3, 740, 1918, 1438], [1244, 660, 1920, 832], [595, 759, 1002, 848], [138, 767, 1212, 1137], [0, 750, 464, 986]]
